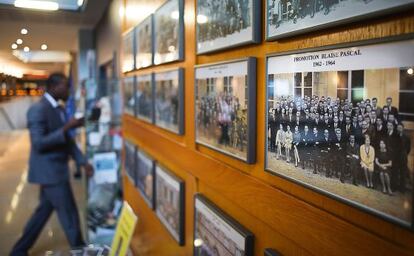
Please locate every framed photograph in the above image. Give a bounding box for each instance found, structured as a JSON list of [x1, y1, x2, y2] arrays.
[[193, 194, 254, 256], [264, 249, 281, 256], [135, 149, 155, 209], [266, 0, 414, 40], [153, 0, 184, 65], [155, 164, 185, 245], [196, 0, 261, 54], [154, 68, 184, 134], [124, 140, 136, 185], [135, 74, 154, 123], [135, 15, 154, 69], [122, 28, 135, 73], [195, 58, 257, 163], [265, 36, 414, 229], [123, 76, 135, 116]]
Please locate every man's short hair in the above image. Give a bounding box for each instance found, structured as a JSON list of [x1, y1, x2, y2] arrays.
[[47, 73, 67, 89]]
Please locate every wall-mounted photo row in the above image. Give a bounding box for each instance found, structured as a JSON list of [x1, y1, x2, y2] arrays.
[[154, 68, 184, 135], [266, 0, 414, 40], [193, 194, 254, 256], [135, 14, 154, 69], [124, 140, 136, 185], [265, 36, 414, 229], [264, 248, 281, 256], [195, 58, 257, 163], [122, 28, 135, 73], [155, 164, 185, 245], [135, 149, 156, 209], [123, 76, 135, 116], [154, 0, 184, 65], [135, 73, 154, 123], [196, 0, 261, 54]]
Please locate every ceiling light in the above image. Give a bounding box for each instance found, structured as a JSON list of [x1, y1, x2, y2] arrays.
[[16, 39, 23, 45], [11, 43, 18, 50], [408, 68, 413, 75], [14, 0, 59, 11], [41, 44, 48, 50], [77, 0, 84, 6], [24, 46, 30, 52], [21, 28, 28, 35]]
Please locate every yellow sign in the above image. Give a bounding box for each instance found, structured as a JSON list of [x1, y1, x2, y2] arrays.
[[110, 202, 138, 256]]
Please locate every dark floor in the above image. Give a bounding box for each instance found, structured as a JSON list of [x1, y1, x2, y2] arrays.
[[0, 131, 86, 256]]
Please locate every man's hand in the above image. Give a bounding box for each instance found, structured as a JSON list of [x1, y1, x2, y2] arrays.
[[63, 117, 85, 132], [83, 163, 94, 177]]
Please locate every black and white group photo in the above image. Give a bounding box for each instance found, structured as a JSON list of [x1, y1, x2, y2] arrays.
[[266, 0, 414, 39], [266, 39, 414, 225], [196, 73, 249, 160], [136, 16, 153, 69], [154, 70, 182, 134], [196, 0, 254, 53], [135, 75, 153, 123], [154, 0, 182, 65]]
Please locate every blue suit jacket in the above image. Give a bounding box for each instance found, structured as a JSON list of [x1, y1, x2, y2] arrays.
[[27, 97, 86, 185]]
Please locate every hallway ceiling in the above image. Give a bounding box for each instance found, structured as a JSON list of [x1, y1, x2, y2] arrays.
[[0, 0, 110, 77]]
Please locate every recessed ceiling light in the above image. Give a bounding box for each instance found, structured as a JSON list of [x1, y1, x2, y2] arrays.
[[41, 44, 48, 50], [408, 68, 414, 75], [23, 46, 30, 52], [14, 0, 59, 11], [11, 43, 18, 49], [16, 39, 23, 45], [77, 0, 84, 6], [21, 28, 28, 35]]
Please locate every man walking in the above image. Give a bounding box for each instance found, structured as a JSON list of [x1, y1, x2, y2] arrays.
[[10, 73, 93, 256]]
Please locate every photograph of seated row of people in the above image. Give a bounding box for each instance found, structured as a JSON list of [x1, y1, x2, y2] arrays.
[[267, 69, 413, 200]]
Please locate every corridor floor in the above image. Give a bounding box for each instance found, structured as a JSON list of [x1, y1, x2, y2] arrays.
[[0, 131, 86, 256]]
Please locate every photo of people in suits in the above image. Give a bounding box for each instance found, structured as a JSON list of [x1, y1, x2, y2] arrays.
[[266, 66, 414, 225]]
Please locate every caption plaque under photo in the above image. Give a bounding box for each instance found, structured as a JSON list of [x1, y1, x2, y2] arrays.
[[122, 29, 135, 73], [123, 76, 135, 116], [266, 0, 414, 40], [195, 58, 257, 163], [124, 140, 136, 185], [135, 74, 154, 123], [155, 164, 185, 245], [153, 0, 184, 65], [154, 68, 184, 134], [265, 37, 414, 228], [193, 194, 254, 256], [135, 149, 155, 209], [196, 0, 261, 54], [135, 14, 153, 69]]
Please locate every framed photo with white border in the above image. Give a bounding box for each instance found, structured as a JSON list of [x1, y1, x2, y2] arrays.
[[135, 148, 156, 209], [265, 35, 414, 230], [122, 28, 135, 73], [196, 0, 261, 54], [123, 76, 135, 116], [124, 140, 136, 186], [135, 14, 154, 69], [135, 73, 154, 124], [154, 68, 185, 135], [193, 194, 254, 256], [195, 57, 257, 163], [153, 0, 184, 65], [155, 163, 185, 245], [265, 0, 414, 41]]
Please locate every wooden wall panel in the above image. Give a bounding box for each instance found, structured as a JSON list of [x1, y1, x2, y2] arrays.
[[120, 0, 414, 254]]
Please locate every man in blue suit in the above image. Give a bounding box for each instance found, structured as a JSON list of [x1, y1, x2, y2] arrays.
[[10, 73, 93, 256]]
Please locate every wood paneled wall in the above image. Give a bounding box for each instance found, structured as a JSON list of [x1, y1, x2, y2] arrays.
[[120, 0, 414, 254]]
